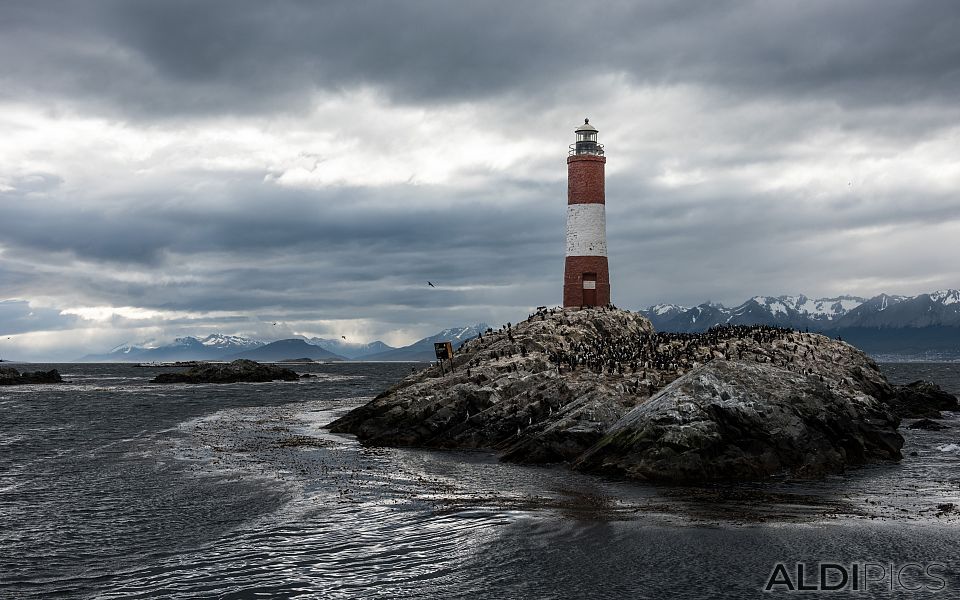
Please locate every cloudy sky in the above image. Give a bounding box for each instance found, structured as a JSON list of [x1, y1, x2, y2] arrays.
[[2, 1, 959, 360]]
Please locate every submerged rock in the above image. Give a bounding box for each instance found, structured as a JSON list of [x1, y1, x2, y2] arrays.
[[888, 381, 959, 418], [573, 360, 902, 482], [908, 418, 947, 431], [329, 308, 904, 480], [151, 359, 299, 384], [0, 367, 63, 385]]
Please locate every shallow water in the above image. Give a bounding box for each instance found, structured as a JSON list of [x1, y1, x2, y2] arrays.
[[1, 362, 958, 598]]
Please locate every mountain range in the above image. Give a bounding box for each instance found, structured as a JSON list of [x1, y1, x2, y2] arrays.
[[79, 324, 489, 363], [640, 289, 960, 360], [80, 334, 266, 363], [360, 324, 490, 361], [78, 289, 958, 363]]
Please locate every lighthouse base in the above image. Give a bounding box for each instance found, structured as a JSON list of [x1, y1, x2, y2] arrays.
[[563, 256, 610, 308]]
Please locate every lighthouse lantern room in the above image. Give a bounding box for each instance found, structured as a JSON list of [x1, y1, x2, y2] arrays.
[[571, 119, 603, 156], [563, 118, 610, 308]]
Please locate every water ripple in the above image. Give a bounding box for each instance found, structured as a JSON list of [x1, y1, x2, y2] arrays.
[[2, 362, 959, 598]]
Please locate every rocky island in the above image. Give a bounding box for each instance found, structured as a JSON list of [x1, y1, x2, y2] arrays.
[[328, 307, 956, 482], [151, 359, 300, 384], [0, 367, 63, 385]]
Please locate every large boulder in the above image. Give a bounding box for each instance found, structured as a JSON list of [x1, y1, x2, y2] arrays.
[[573, 360, 903, 482], [887, 380, 959, 418], [151, 359, 299, 384], [908, 418, 947, 431], [0, 367, 63, 385]]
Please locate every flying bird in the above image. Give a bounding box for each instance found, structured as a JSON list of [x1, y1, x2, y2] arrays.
[[341, 335, 347, 340], [427, 281, 436, 288]]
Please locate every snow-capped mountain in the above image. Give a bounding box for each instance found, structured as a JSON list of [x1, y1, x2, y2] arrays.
[[642, 290, 960, 332], [651, 302, 731, 332], [361, 323, 490, 361], [749, 295, 867, 322], [838, 292, 960, 328], [640, 289, 960, 359], [136, 335, 265, 361], [81, 334, 265, 362], [199, 334, 264, 351], [648, 303, 689, 318], [107, 341, 156, 355], [430, 325, 489, 343], [931, 289, 960, 305], [80, 325, 491, 363]]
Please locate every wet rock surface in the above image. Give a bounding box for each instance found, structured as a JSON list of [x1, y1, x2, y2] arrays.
[[573, 360, 902, 481], [888, 380, 959, 418], [908, 418, 948, 431], [0, 367, 63, 385], [329, 308, 906, 481], [150, 359, 300, 384]]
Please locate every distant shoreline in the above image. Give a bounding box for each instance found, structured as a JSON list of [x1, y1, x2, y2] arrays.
[[3, 357, 958, 365]]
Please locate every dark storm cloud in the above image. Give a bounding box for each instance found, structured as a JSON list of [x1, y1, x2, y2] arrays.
[[3, 0, 960, 360], [0, 172, 565, 317], [0, 300, 79, 336], [2, 158, 956, 319], [0, 175, 560, 267], [3, 1, 960, 117]]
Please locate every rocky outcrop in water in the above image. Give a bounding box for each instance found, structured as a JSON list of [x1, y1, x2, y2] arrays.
[[573, 360, 902, 481], [887, 381, 959, 418], [328, 308, 904, 480], [151, 359, 299, 384], [908, 418, 947, 431], [0, 367, 63, 385], [329, 309, 655, 462]]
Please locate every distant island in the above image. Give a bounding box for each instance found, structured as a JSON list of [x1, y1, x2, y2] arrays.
[[150, 359, 299, 384], [1, 366, 62, 385]]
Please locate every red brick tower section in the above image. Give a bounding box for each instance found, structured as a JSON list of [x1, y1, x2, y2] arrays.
[[563, 119, 610, 308]]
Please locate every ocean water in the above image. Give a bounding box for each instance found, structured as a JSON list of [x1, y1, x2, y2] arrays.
[[1, 362, 958, 599]]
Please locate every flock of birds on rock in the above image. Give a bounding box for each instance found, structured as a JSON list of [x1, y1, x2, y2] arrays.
[[547, 324, 798, 378], [452, 306, 842, 385]]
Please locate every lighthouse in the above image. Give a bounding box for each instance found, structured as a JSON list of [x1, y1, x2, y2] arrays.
[[563, 118, 610, 308]]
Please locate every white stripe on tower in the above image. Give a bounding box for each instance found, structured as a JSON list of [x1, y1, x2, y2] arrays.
[[565, 204, 607, 257]]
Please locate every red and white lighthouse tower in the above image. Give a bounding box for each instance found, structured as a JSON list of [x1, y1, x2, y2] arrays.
[[563, 118, 610, 308]]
